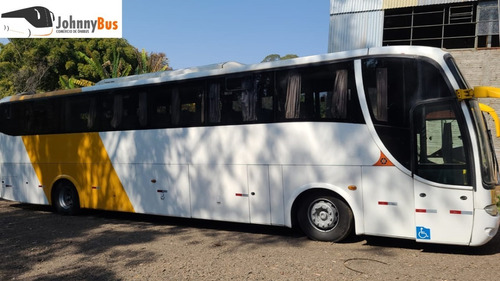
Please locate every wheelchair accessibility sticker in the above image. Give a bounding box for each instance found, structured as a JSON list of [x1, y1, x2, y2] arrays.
[[416, 226, 431, 240]]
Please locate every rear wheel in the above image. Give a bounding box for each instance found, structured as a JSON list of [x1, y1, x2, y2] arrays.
[[52, 181, 80, 215], [297, 192, 353, 242]]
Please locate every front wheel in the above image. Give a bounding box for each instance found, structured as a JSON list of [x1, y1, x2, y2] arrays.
[[52, 181, 80, 215], [297, 193, 353, 242]]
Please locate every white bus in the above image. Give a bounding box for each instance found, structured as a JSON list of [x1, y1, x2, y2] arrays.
[[0, 46, 499, 246]]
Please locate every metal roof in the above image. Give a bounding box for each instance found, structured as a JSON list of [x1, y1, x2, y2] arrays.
[[330, 0, 479, 14], [331, 0, 383, 14]]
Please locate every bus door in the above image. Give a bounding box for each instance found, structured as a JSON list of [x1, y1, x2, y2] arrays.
[[412, 101, 474, 245]]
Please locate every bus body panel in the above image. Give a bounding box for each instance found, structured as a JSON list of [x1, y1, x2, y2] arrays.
[[362, 166, 414, 239], [0, 165, 46, 204], [111, 163, 191, 217], [413, 179, 474, 245], [99, 123, 379, 226], [0, 134, 46, 205], [20, 133, 135, 212], [268, 165, 285, 225], [470, 209, 500, 246], [100, 123, 378, 166], [189, 164, 250, 222], [248, 165, 272, 225]]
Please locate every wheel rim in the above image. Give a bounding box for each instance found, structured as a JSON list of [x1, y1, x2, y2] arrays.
[[308, 199, 339, 232], [58, 186, 73, 210]]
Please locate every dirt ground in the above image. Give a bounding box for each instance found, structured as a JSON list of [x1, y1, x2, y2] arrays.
[[1, 199, 500, 281]]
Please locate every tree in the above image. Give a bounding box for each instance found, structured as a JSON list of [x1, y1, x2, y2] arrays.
[[73, 38, 137, 82], [261, 53, 298, 63], [0, 38, 139, 97], [77, 48, 132, 82], [135, 49, 171, 75]]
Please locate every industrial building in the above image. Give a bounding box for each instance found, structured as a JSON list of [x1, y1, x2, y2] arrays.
[[329, 0, 500, 150], [329, 0, 499, 87]]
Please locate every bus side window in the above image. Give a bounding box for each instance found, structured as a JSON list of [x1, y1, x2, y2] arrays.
[[138, 92, 147, 127], [148, 85, 171, 129], [172, 84, 204, 127], [120, 91, 143, 130], [277, 64, 357, 122], [283, 71, 301, 119], [362, 58, 417, 170], [256, 73, 274, 122], [24, 102, 34, 134], [222, 76, 257, 123], [3, 102, 26, 136], [24, 100, 60, 135], [63, 95, 96, 133], [110, 94, 123, 129], [0, 104, 14, 135], [369, 68, 388, 122], [97, 94, 115, 131], [208, 82, 222, 123], [414, 102, 471, 185], [324, 69, 349, 120], [212, 73, 273, 125]]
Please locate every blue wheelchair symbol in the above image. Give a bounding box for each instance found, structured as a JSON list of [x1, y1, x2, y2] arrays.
[[416, 226, 431, 240]]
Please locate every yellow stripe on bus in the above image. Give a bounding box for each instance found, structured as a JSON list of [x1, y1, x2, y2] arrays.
[[22, 133, 135, 212]]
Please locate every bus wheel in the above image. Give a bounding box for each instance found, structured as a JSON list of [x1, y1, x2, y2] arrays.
[[297, 193, 353, 242], [52, 181, 80, 215]]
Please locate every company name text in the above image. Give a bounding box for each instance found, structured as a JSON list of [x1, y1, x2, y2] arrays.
[[55, 16, 118, 32]]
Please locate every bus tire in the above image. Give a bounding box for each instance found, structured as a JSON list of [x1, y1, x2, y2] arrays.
[[297, 192, 353, 242], [52, 181, 80, 215]]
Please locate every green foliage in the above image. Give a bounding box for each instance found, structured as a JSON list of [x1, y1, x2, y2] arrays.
[[281, 54, 299, 60], [72, 39, 138, 83], [0, 38, 171, 96], [0, 38, 139, 96], [261, 53, 298, 63], [135, 49, 170, 75], [59, 75, 75, 89], [59, 75, 95, 89], [76, 51, 106, 80]]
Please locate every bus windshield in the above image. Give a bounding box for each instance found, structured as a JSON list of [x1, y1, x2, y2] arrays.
[[446, 55, 499, 188], [469, 100, 499, 189]]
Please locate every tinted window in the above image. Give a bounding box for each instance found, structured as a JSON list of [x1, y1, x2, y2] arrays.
[[208, 72, 274, 125], [172, 82, 204, 127], [413, 101, 471, 185], [0, 60, 365, 136], [362, 57, 453, 170], [276, 62, 363, 123], [63, 95, 95, 132]]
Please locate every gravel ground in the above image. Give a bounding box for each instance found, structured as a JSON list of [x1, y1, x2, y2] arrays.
[[1, 198, 500, 281]]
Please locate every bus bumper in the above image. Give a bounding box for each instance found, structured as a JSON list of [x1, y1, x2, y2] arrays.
[[469, 209, 500, 246]]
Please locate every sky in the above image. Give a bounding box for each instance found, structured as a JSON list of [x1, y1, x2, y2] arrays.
[[122, 0, 331, 70], [0, 1, 331, 70]]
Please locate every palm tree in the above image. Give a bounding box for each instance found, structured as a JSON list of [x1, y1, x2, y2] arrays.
[[135, 49, 170, 74]]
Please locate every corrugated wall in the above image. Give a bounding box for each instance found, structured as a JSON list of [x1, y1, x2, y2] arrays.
[[328, 11, 384, 52], [328, 0, 488, 52], [330, 0, 383, 14]]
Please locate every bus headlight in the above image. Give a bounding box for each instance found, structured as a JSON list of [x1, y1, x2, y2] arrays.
[[484, 204, 499, 216]]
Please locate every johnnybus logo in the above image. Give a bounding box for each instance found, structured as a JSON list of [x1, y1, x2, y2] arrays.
[[55, 15, 119, 34], [0, 0, 122, 38]]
